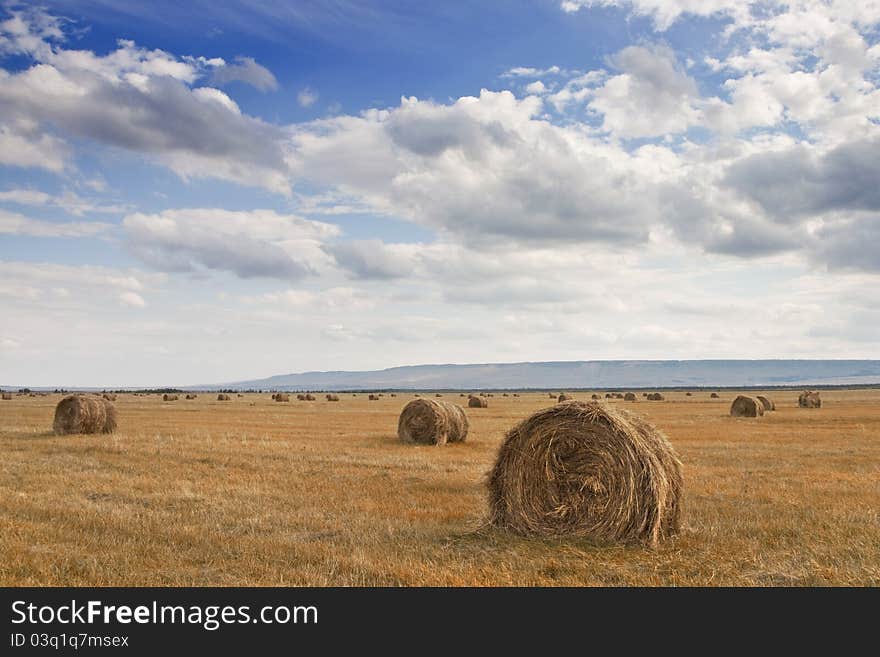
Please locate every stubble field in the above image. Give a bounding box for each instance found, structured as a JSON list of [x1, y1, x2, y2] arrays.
[[1, 390, 878, 586]]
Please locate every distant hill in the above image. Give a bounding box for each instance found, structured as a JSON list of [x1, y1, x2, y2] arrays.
[[206, 360, 880, 391]]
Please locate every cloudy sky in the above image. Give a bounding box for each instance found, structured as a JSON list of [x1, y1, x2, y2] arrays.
[[1, 1, 878, 387]]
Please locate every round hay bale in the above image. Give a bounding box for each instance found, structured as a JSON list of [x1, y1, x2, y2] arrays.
[[468, 395, 488, 408], [271, 393, 277, 400], [591, 394, 600, 400], [605, 393, 613, 399], [798, 391, 821, 408], [368, 394, 379, 401], [647, 392, 664, 401], [614, 393, 624, 399], [710, 392, 719, 398], [390, 393, 396, 397], [502, 393, 509, 397], [163, 394, 178, 401], [304, 394, 316, 401], [435, 393, 443, 397], [296, 394, 305, 401], [275, 393, 290, 402], [549, 393, 557, 399], [397, 399, 469, 445], [624, 392, 636, 401], [513, 393, 520, 397], [217, 394, 230, 401], [185, 394, 197, 400], [487, 400, 682, 546], [1, 392, 12, 400], [557, 393, 571, 402], [730, 395, 764, 417], [326, 394, 339, 402], [685, 392, 692, 396], [53, 394, 117, 435], [102, 393, 117, 401], [756, 395, 775, 411]]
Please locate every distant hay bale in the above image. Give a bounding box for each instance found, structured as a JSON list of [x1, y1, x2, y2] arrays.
[[326, 394, 339, 402], [296, 394, 306, 401], [624, 392, 637, 401], [605, 393, 613, 399], [647, 393, 665, 401], [502, 393, 509, 397], [237, 394, 243, 397], [102, 393, 117, 401], [369, 394, 379, 401], [549, 393, 557, 399], [557, 393, 571, 402], [710, 392, 719, 398], [414, 393, 420, 397], [435, 393, 443, 397], [398, 399, 469, 445], [304, 394, 316, 401], [53, 394, 117, 435], [1, 392, 12, 400], [468, 395, 488, 408], [163, 394, 178, 401], [730, 395, 764, 417], [591, 394, 600, 400], [798, 391, 821, 408], [271, 393, 277, 400], [390, 393, 396, 397], [275, 393, 290, 402], [756, 395, 775, 411], [614, 393, 624, 399], [217, 394, 230, 401], [685, 392, 692, 396], [460, 393, 466, 397], [487, 400, 682, 546], [513, 393, 519, 397], [185, 394, 197, 400]]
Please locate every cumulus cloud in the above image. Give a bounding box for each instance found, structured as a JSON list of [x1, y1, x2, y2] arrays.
[[209, 56, 278, 91], [0, 9, 291, 193], [122, 208, 340, 280]]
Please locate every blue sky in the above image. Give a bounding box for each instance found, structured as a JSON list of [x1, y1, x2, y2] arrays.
[[1, 1, 879, 386]]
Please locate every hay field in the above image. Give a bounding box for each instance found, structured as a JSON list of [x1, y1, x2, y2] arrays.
[[1, 390, 878, 586]]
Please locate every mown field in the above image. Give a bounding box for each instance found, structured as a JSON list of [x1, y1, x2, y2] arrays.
[[1, 390, 878, 586]]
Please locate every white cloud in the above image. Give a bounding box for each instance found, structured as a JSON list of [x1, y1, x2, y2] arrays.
[[209, 56, 278, 91], [119, 291, 147, 307], [501, 65, 562, 78], [298, 87, 318, 107], [0, 208, 113, 238], [122, 208, 340, 280]]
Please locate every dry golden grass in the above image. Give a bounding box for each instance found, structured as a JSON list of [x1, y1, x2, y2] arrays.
[[1, 390, 878, 586]]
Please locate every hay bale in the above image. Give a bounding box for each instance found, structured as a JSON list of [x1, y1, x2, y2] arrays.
[[798, 391, 821, 408], [398, 399, 469, 445], [163, 394, 178, 401], [502, 393, 509, 397], [185, 394, 197, 400], [624, 392, 636, 401], [513, 393, 519, 397], [468, 395, 488, 408], [557, 393, 571, 402], [368, 394, 379, 401], [685, 392, 692, 396], [304, 394, 316, 401], [53, 395, 117, 435], [275, 393, 290, 402], [487, 400, 682, 546], [217, 394, 230, 401], [605, 393, 613, 399], [730, 395, 764, 417], [710, 392, 719, 398], [614, 393, 624, 399], [1, 392, 12, 400], [647, 393, 664, 401], [390, 393, 396, 397], [296, 394, 306, 401], [756, 395, 775, 411], [102, 393, 117, 401], [326, 394, 339, 402], [549, 393, 557, 399], [591, 394, 600, 400]]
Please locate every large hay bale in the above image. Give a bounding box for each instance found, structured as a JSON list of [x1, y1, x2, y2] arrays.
[[398, 398, 469, 445], [647, 392, 664, 401], [468, 395, 488, 408], [185, 394, 197, 400], [217, 394, 230, 401], [1, 392, 12, 400], [326, 394, 339, 402], [275, 393, 290, 402], [487, 401, 682, 546], [304, 394, 316, 401], [53, 395, 117, 435], [296, 394, 306, 401], [102, 393, 117, 401], [557, 393, 571, 402], [730, 395, 764, 417], [756, 395, 775, 411], [798, 391, 821, 408], [163, 394, 178, 401], [624, 392, 636, 401]]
